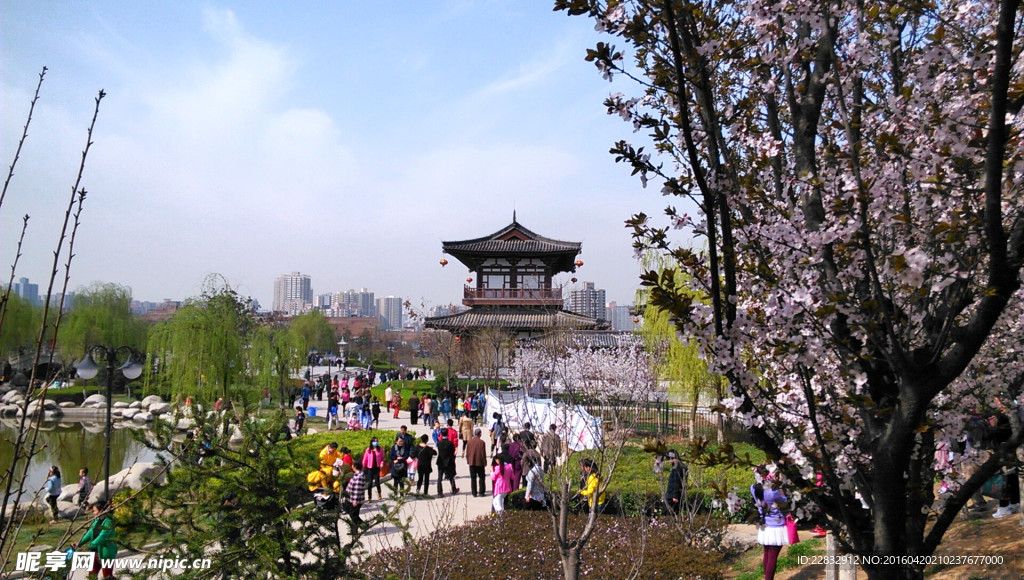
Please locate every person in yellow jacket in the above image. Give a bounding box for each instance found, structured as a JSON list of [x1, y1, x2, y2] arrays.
[[319, 442, 342, 475], [307, 468, 342, 493], [579, 458, 606, 513]]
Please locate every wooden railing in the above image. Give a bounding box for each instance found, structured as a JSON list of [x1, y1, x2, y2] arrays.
[[463, 286, 564, 306]]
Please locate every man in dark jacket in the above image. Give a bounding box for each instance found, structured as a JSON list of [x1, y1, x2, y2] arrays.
[[664, 449, 688, 514], [465, 428, 488, 497], [435, 430, 459, 497], [408, 393, 420, 425], [414, 435, 435, 495]]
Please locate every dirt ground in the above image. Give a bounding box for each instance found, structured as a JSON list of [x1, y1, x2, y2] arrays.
[[736, 506, 1023, 580]]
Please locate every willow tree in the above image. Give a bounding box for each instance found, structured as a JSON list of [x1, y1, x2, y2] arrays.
[[147, 279, 255, 404], [636, 253, 726, 441], [249, 320, 303, 406], [559, 0, 1024, 577], [60, 282, 148, 361], [0, 294, 40, 361], [288, 310, 337, 357]]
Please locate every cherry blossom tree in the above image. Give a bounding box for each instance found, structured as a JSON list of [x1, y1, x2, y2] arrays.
[[556, 0, 1024, 577], [513, 334, 657, 580]]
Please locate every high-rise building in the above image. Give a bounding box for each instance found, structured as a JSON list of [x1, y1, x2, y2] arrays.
[[315, 293, 334, 309], [376, 296, 404, 330], [569, 282, 606, 321], [273, 272, 313, 315], [606, 302, 637, 332], [13, 277, 40, 306], [339, 288, 375, 317]]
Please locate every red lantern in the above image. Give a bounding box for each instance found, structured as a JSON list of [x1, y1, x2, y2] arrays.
[[574, 260, 584, 268], [439, 259, 448, 267], [571, 277, 578, 283], [466, 277, 473, 283]]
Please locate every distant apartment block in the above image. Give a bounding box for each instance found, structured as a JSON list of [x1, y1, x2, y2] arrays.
[[273, 272, 313, 315], [376, 296, 404, 330], [568, 281, 607, 322], [606, 302, 637, 332], [337, 288, 375, 317], [12, 277, 40, 307]]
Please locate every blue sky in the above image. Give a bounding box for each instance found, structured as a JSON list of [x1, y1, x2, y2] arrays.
[[1, 1, 674, 312]]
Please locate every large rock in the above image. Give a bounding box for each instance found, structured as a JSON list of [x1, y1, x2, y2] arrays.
[[132, 411, 153, 423], [0, 404, 22, 417], [58, 482, 85, 503], [83, 394, 108, 407], [58, 401, 76, 408], [148, 402, 171, 415], [42, 409, 63, 421], [113, 401, 130, 408], [140, 395, 164, 408], [25, 399, 58, 415], [2, 389, 23, 403], [175, 418, 195, 431], [129, 401, 143, 409], [89, 462, 165, 503], [121, 408, 139, 420]]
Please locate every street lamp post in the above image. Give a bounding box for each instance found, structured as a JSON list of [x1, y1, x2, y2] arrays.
[[75, 346, 143, 502]]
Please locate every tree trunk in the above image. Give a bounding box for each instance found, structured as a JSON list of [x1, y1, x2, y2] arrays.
[[560, 546, 581, 580]]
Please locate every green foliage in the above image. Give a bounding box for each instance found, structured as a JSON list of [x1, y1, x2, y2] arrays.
[[124, 409, 399, 578], [288, 310, 337, 355], [286, 428, 411, 466], [248, 322, 302, 399], [59, 282, 148, 360], [146, 279, 254, 402], [0, 293, 41, 355], [368, 510, 725, 578]]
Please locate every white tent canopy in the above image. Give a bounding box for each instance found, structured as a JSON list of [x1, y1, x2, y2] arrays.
[[484, 388, 602, 451]]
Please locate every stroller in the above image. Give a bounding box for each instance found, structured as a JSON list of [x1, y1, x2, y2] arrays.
[[313, 488, 339, 511]]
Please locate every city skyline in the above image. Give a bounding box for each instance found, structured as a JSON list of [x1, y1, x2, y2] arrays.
[[1, 3, 687, 311]]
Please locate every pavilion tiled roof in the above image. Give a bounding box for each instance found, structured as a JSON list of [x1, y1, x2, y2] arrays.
[[424, 307, 604, 331], [443, 220, 580, 254]]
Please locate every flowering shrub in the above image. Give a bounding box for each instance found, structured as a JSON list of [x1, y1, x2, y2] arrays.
[[367, 511, 725, 579]]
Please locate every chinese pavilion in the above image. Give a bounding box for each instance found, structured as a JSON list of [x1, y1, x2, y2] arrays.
[[424, 217, 606, 338]]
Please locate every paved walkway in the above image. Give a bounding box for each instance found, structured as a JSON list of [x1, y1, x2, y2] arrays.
[[297, 366, 498, 553]]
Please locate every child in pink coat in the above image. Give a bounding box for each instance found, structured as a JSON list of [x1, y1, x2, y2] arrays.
[[491, 456, 514, 513]]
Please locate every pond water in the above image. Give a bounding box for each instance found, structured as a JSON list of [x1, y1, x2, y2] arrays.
[[0, 418, 162, 500]]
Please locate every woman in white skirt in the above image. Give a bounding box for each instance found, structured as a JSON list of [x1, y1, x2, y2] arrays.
[[752, 477, 789, 579]]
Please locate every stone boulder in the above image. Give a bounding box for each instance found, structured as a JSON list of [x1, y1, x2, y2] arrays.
[[58, 482, 84, 503], [121, 408, 139, 420], [148, 402, 171, 415], [132, 411, 153, 423], [89, 462, 165, 503], [113, 401, 130, 408], [129, 401, 143, 409], [83, 394, 108, 407], [58, 401, 77, 408], [140, 395, 164, 408], [42, 409, 63, 421], [25, 399, 58, 415], [0, 404, 22, 417], [1, 389, 23, 403], [175, 418, 195, 431]]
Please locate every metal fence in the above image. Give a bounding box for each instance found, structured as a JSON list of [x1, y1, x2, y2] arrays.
[[584, 401, 749, 442]]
